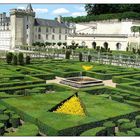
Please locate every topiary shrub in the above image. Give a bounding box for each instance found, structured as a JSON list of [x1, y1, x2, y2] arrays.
[[65, 50, 71, 59], [6, 52, 13, 64], [0, 114, 9, 127], [132, 128, 140, 136], [0, 105, 7, 114], [4, 110, 15, 118], [119, 121, 136, 133], [25, 55, 31, 64], [126, 131, 136, 136], [79, 52, 83, 62], [12, 55, 18, 65], [111, 95, 124, 102], [10, 114, 20, 128], [18, 52, 24, 65], [117, 119, 130, 130], [135, 115, 140, 128], [88, 55, 92, 62], [103, 121, 116, 136], [0, 123, 5, 136]]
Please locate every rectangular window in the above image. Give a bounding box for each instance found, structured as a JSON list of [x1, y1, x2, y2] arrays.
[[46, 28, 48, 32], [38, 34, 41, 39], [53, 28, 55, 33], [65, 35, 67, 40], [26, 25, 28, 29], [38, 27, 41, 32], [46, 34, 48, 40], [59, 35, 61, 40], [59, 28, 61, 33], [65, 29, 67, 34], [52, 35, 55, 40]]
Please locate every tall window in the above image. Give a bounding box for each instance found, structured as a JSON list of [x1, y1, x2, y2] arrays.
[[46, 28, 48, 32], [59, 35, 61, 40], [52, 35, 55, 40], [53, 28, 55, 33], [46, 34, 48, 40], [65, 35, 67, 40], [38, 27, 41, 32], [26, 25, 28, 29], [59, 28, 61, 33], [38, 34, 41, 39], [27, 16, 28, 21], [65, 29, 67, 34]]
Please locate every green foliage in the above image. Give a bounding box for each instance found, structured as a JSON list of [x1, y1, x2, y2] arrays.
[[132, 128, 140, 136], [25, 56, 31, 64], [88, 55, 92, 62], [12, 55, 18, 65], [135, 115, 140, 128], [79, 52, 83, 62], [65, 50, 71, 59], [10, 114, 20, 128], [5, 123, 39, 136], [6, 52, 13, 64], [103, 121, 115, 136], [18, 52, 24, 65], [0, 123, 4, 136]]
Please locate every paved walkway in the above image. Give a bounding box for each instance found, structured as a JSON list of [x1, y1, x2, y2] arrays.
[[46, 77, 116, 88]]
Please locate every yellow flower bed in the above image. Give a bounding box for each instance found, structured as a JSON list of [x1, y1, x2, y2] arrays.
[[82, 65, 93, 71], [54, 96, 86, 116]]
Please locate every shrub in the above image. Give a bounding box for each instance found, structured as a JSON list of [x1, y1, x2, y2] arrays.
[[0, 123, 5, 136], [65, 50, 71, 59], [119, 121, 136, 132], [135, 115, 140, 128], [0, 114, 9, 127], [12, 55, 18, 65], [18, 52, 24, 65], [127, 131, 136, 136], [5, 123, 39, 136], [111, 95, 124, 102], [117, 119, 130, 130], [6, 52, 13, 64], [132, 128, 140, 136], [103, 121, 115, 136], [79, 52, 83, 62], [0, 105, 7, 114], [4, 110, 15, 118], [10, 114, 20, 128], [26, 56, 31, 64], [88, 55, 92, 62]]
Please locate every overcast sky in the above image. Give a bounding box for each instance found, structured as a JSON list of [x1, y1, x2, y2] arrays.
[[0, 4, 87, 19]]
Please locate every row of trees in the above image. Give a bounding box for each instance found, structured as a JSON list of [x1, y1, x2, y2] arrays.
[[85, 4, 140, 15], [6, 52, 30, 65]]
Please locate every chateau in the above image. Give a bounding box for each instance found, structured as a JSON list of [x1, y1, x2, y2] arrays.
[[0, 4, 140, 51], [0, 4, 69, 50]]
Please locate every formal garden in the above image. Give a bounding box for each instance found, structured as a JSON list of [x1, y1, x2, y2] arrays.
[[0, 52, 140, 136]]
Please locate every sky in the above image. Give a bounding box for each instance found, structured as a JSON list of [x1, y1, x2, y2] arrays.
[[0, 4, 87, 19]]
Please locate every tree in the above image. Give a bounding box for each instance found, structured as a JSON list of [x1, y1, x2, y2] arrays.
[[6, 52, 13, 64], [65, 50, 71, 59], [26, 56, 31, 64], [18, 52, 24, 65], [79, 52, 83, 62], [13, 55, 18, 65], [88, 55, 92, 62], [57, 42, 62, 47]]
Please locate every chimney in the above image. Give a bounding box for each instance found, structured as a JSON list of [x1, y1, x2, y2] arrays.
[[57, 15, 63, 23]]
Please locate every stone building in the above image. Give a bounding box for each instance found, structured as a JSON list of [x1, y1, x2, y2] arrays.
[[0, 4, 69, 50], [67, 19, 140, 51]]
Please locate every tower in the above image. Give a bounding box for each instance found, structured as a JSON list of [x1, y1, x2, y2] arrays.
[[10, 4, 35, 49]]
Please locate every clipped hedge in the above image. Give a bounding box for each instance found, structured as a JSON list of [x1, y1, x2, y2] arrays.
[[10, 114, 20, 128], [0, 114, 9, 127], [0, 123, 4, 136], [80, 127, 106, 136], [132, 128, 140, 136], [135, 115, 140, 128], [111, 95, 124, 102], [103, 121, 116, 136], [119, 121, 136, 132], [0, 105, 7, 114]]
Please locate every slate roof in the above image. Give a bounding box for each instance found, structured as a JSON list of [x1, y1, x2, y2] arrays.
[[34, 18, 68, 28]]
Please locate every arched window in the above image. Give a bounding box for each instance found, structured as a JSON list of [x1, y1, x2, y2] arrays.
[[81, 41, 86, 47], [92, 42, 96, 49], [103, 42, 108, 50], [38, 27, 41, 32], [116, 43, 121, 50]]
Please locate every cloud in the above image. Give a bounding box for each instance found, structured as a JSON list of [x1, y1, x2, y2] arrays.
[[52, 8, 70, 15], [78, 6, 85, 11], [17, 6, 48, 13], [71, 12, 87, 17]]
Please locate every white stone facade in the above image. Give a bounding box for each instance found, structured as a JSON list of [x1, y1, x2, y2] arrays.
[[67, 20, 140, 51]]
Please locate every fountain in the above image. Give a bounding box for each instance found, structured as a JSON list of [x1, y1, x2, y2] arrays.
[[60, 65, 104, 88]]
